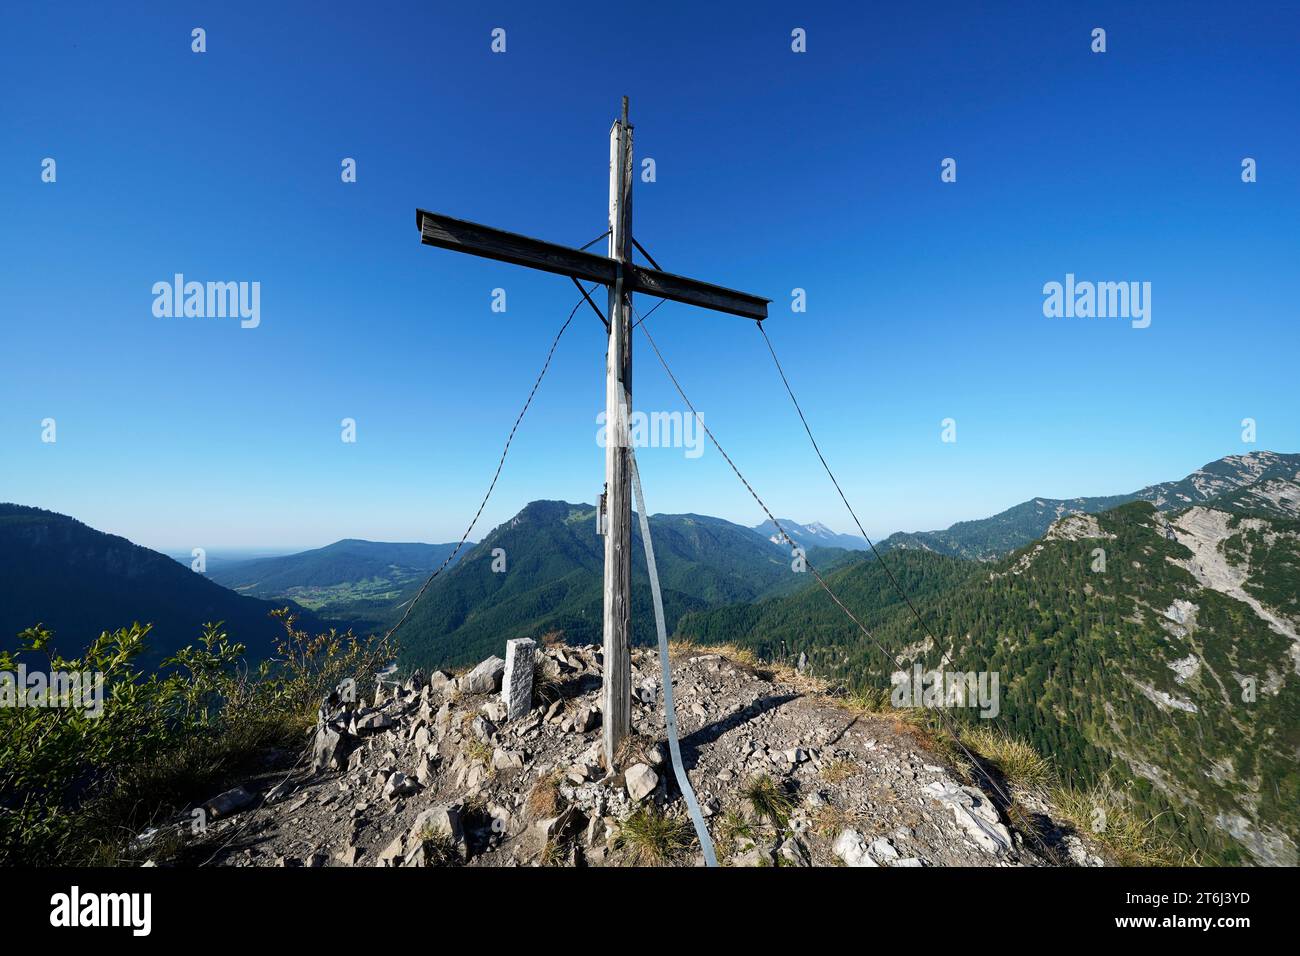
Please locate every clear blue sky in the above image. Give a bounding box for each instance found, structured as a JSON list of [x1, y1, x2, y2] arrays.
[[3, 1, 1297, 552]]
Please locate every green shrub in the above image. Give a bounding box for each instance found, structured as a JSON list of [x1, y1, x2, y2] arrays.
[[0, 610, 389, 866]]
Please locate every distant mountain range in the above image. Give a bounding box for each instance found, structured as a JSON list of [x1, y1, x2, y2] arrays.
[[753, 518, 867, 552], [395, 501, 857, 673], [679, 451, 1300, 864], [0, 504, 320, 667], [210, 539, 465, 593], [0, 500, 853, 671], [879, 451, 1300, 561]]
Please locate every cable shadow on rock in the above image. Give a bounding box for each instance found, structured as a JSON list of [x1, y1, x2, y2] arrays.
[[675, 692, 798, 773]]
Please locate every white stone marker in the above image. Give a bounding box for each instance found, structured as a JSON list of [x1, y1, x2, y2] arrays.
[[501, 638, 537, 721]]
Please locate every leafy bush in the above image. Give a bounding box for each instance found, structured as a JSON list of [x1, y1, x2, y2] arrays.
[[0, 610, 389, 866]]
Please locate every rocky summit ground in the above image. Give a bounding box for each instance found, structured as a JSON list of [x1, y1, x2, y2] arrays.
[[180, 642, 1102, 868]]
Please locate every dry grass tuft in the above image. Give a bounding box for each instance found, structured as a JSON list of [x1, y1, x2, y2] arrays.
[[843, 686, 894, 715], [1050, 779, 1195, 867], [741, 774, 795, 829], [532, 657, 565, 706], [612, 731, 656, 770], [540, 838, 569, 867], [525, 772, 564, 820], [463, 739, 493, 766], [960, 725, 1053, 792], [410, 829, 462, 866], [820, 758, 858, 783], [616, 805, 695, 866], [667, 639, 699, 660], [811, 803, 856, 838]]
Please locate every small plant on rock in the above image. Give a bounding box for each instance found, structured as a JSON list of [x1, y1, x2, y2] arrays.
[[616, 805, 694, 866], [741, 774, 795, 829], [714, 809, 753, 859], [411, 828, 462, 867], [532, 657, 565, 706], [464, 739, 493, 766]]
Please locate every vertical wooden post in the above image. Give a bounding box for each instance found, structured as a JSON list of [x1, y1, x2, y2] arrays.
[[602, 97, 633, 770]]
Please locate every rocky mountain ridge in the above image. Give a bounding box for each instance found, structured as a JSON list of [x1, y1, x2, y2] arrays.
[[753, 518, 868, 552], [971, 498, 1299, 864], [880, 450, 1300, 561], [178, 643, 1099, 868]]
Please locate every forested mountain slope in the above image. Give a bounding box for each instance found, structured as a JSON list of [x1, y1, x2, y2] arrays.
[[0, 504, 318, 667], [396, 500, 855, 672], [677, 481, 1300, 864]]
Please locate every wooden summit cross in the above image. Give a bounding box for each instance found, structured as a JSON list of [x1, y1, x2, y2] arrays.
[[415, 97, 768, 770]]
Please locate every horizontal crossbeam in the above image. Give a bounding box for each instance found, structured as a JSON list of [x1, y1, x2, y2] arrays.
[[416, 209, 769, 321]]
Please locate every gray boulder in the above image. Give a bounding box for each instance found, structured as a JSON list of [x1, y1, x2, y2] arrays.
[[409, 803, 467, 859], [355, 711, 394, 735], [383, 771, 420, 801], [924, 781, 1013, 856], [625, 763, 659, 801], [204, 786, 255, 819], [464, 656, 506, 695], [870, 837, 900, 862], [833, 828, 879, 867], [312, 724, 353, 771]]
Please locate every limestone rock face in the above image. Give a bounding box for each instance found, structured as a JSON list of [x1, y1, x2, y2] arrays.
[[311, 725, 350, 772], [833, 829, 878, 867], [311, 682, 360, 771], [924, 781, 1013, 856]]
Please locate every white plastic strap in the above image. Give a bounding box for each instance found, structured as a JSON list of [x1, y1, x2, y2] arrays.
[[627, 446, 718, 867]]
